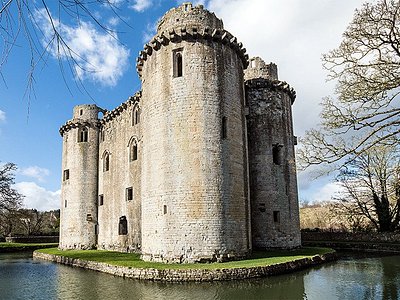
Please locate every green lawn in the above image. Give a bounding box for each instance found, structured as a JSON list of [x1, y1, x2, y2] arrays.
[[0, 243, 59, 253], [36, 247, 334, 270]]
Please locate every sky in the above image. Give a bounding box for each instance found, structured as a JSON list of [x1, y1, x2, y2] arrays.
[[0, 0, 365, 211]]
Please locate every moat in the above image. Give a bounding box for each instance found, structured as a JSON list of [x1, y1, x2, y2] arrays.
[[1, 252, 399, 299]]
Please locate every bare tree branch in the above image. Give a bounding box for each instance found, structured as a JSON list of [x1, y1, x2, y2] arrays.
[[298, 0, 400, 170]]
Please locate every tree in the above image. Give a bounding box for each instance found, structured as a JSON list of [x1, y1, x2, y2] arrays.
[[0, 1, 126, 96], [298, 0, 400, 169], [0, 163, 23, 237], [333, 144, 400, 232], [18, 209, 45, 236], [0, 163, 23, 212]]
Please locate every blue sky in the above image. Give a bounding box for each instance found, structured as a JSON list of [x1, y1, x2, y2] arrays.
[[0, 0, 365, 210]]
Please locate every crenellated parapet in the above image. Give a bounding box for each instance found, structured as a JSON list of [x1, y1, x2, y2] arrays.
[[157, 3, 223, 33], [59, 119, 101, 137], [136, 3, 248, 78], [100, 91, 141, 125], [245, 78, 296, 104]]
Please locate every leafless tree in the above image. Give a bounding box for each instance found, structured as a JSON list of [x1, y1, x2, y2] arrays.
[[18, 209, 45, 236], [333, 144, 400, 232], [0, 162, 23, 212], [0, 0, 125, 97], [298, 0, 400, 169]]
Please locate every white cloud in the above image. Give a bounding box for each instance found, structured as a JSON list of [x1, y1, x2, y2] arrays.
[[307, 182, 344, 204], [108, 0, 124, 6], [0, 109, 5, 122], [207, 0, 365, 199], [34, 8, 130, 87], [20, 166, 50, 183], [15, 182, 60, 211], [131, 0, 152, 12], [208, 0, 364, 136], [108, 17, 120, 27], [142, 20, 159, 43]]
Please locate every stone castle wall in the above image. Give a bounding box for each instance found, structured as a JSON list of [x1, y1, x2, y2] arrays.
[[59, 104, 101, 249], [58, 2, 301, 262], [245, 60, 301, 249], [139, 3, 250, 263], [97, 94, 142, 252]]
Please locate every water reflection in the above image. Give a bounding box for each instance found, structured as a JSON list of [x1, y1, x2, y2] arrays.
[[0, 252, 399, 300]]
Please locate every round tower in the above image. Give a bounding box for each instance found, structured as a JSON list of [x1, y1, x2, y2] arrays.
[[59, 104, 102, 249], [245, 57, 301, 249], [137, 3, 251, 263]]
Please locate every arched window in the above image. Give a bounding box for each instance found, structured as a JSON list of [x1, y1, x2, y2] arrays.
[[103, 152, 110, 172], [119, 216, 128, 235], [173, 50, 183, 78], [129, 139, 138, 162], [78, 127, 88, 143]]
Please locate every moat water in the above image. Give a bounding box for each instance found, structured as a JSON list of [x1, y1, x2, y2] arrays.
[[0, 252, 399, 300]]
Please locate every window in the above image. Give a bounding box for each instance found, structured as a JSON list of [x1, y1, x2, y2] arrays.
[[98, 194, 104, 206], [272, 144, 282, 165], [126, 187, 133, 201], [103, 152, 110, 172], [173, 50, 183, 77], [86, 214, 92, 221], [80, 109, 83, 116], [222, 116, 227, 139], [78, 127, 88, 143], [273, 211, 280, 223], [63, 169, 69, 181], [163, 205, 167, 215], [132, 106, 140, 126], [129, 141, 138, 162], [64, 200, 67, 208], [119, 216, 128, 235]]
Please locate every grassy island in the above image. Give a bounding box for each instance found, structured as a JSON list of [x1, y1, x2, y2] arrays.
[[36, 247, 334, 270]]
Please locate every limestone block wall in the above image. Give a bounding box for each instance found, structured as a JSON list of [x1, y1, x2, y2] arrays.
[[245, 60, 301, 249], [59, 104, 101, 249], [139, 3, 250, 263], [97, 95, 142, 252]]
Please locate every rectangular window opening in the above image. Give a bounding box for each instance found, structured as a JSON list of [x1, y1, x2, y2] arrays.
[[64, 200, 67, 208], [272, 144, 282, 165], [126, 187, 133, 201], [273, 211, 280, 223], [63, 169, 70, 181], [99, 194, 104, 206], [222, 116, 227, 139], [163, 205, 167, 215]]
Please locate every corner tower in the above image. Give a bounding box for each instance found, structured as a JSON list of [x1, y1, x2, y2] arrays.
[[137, 3, 251, 262], [245, 57, 301, 249], [59, 104, 102, 249]]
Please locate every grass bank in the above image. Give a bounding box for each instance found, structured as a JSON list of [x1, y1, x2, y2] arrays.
[[0, 242, 59, 253], [36, 247, 334, 270]]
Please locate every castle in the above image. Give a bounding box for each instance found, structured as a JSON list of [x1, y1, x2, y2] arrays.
[[59, 3, 301, 263]]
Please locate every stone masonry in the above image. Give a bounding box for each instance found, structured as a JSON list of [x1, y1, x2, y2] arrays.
[[59, 3, 301, 263]]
